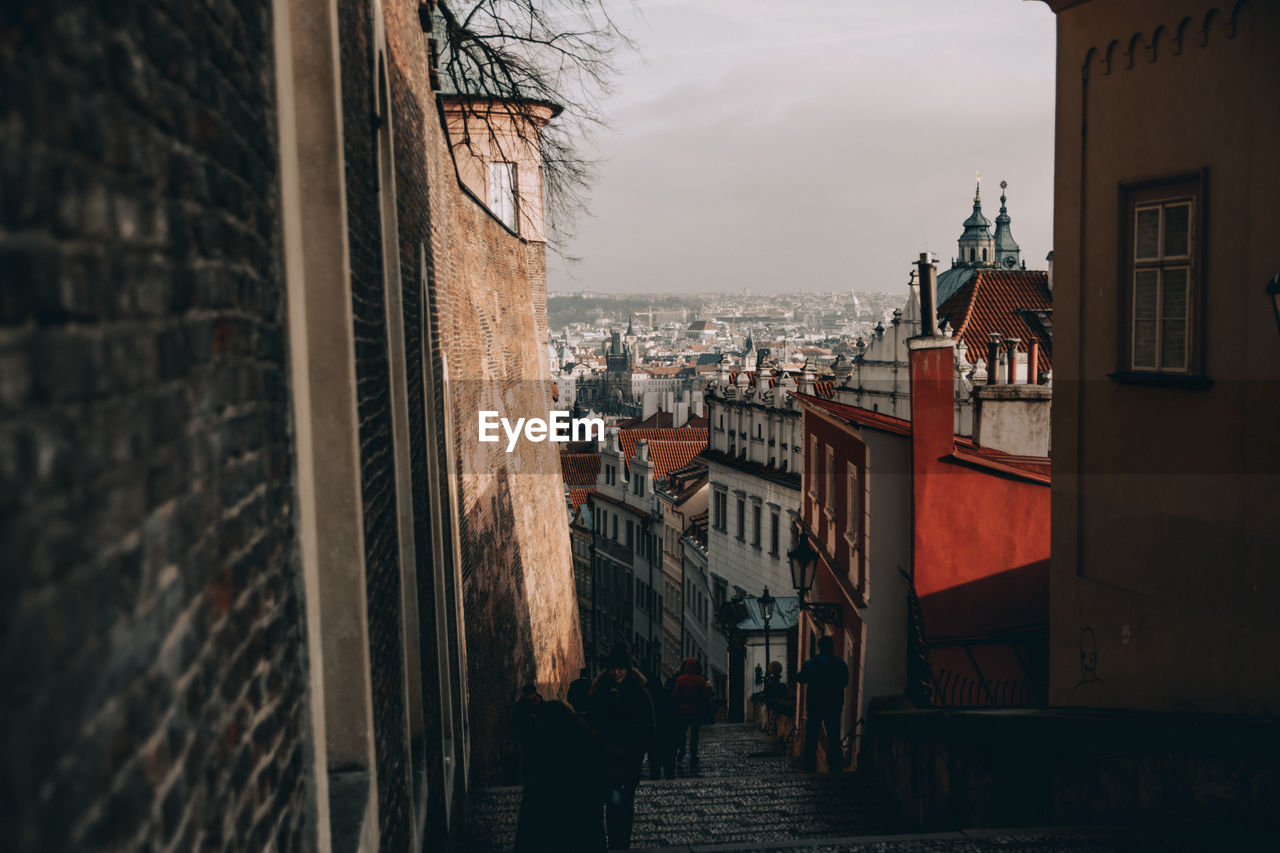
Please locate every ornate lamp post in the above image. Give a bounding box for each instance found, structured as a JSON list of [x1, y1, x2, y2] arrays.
[[759, 586, 776, 679], [787, 521, 843, 627]]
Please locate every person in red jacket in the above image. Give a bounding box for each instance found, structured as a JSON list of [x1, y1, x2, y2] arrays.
[[671, 658, 712, 767]]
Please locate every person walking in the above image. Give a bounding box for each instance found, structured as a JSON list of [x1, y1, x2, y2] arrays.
[[644, 668, 678, 780], [796, 635, 849, 773], [587, 644, 654, 850], [567, 667, 592, 712], [671, 658, 712, 768], [510, 683, 543, 782], [514, 700, 608, 852]]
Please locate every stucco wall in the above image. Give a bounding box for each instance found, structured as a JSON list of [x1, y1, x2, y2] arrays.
[[1049, 0, 1280, 713]]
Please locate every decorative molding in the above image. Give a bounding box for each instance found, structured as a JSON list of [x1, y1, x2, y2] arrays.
[[1085, 4, 1250, 72]]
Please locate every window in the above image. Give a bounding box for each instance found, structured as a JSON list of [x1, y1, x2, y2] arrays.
[[825, 446, 835, 507], [808, 439, 818, 500], [1118, 173, 1205, 379], [488, 161, 517, 230], [770, 511, 780, 557], [752, 504, 761, 549], [736, 498, 745, 541], [982, 247, 988, 262], [626, 520, 633, 550], [713, 491, 727, 531], [846, 463, 861, 560], [612, 514, 618, 541]]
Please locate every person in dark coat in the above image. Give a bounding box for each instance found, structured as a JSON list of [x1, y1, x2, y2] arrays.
[[587, 644, 654, 850], [514, 700, 608, 852], [796, 635, 849, 773], [567, 667, 592, 712], [510, 683, 543, 782], [671, 658, 712, 766], [644, 669, 678, 780]]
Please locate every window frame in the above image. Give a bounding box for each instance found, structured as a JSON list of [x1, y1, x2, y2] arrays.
[[1112, 170, 1210, 386], [487, 160, 518, 231]]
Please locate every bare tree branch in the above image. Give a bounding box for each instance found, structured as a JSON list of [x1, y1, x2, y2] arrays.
[[433, 0, 632, 254]]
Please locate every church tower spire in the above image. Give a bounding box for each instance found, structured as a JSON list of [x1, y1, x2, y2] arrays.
[[957, 171, 994, 268], [992, 180, 1021, 269]]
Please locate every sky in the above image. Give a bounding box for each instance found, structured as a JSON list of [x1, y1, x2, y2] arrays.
[[546, 0, 1058, 295]]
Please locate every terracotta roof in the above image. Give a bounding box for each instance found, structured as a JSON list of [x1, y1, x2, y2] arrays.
[[617, 427, 707, 447], [685, 414, 709, 429], [792, 392, 912, 437], [949, 439, 1051, 484], [568, 487, 592, 510], [644, 441, 708, 481], [937, 269, 1052, 371], [560, 452, 600, 486]]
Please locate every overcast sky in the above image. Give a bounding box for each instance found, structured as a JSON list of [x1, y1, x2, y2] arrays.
[[546, 0, 1057, 295]]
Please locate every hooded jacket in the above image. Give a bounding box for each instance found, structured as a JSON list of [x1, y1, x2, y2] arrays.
[[672, 658, 712, 719]]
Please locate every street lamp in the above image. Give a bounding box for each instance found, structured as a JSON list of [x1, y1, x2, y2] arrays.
[[759, 586, 775, 681], [786, 521, 843, 627]]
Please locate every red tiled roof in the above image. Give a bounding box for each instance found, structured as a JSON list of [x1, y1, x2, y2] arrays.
[[645, 441, 708, 481], [685, 414, 709, 429], [617, 427, 707, 447], [560, 452, 600, 486], [937, 269, 1052, 371], [792, 392, 912, 437], [950, 438, 1051, 483], [568, 487, 592, 510]]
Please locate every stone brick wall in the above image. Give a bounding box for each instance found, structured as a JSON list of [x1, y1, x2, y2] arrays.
[[334, 2, 413, 846], [388, 6, 585, 785], [0, 2, 311, 850]]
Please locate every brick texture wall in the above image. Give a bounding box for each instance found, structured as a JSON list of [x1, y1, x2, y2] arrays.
[[381, 2, 584, 785], [334, 3, 413, 847], [0, 2, 311, 851]]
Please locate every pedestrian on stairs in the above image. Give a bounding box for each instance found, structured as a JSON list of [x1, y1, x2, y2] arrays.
[[644, 668, 678, 780], [514, 700, 608, 852], [587, 643, 654, 850], [672, 658, 712, 768], [797, 635, 849, 773]]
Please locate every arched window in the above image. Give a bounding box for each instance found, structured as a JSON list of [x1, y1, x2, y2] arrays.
[[969, 248, 975, 262], [982, 247, 988, 262]]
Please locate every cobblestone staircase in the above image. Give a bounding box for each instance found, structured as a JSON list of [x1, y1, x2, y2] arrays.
[[464, 723, 889, 851]]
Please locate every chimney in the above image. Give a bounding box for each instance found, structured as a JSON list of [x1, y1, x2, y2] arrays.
[[908, 330, 957, 481], [917, 252, 939, 336], [636, 439, 649, 462], [1045, 250, 1054, 294], [1027, 340, 1040, 385], [986, 333, 1003, 385], [1005, 337, 1020, 384]]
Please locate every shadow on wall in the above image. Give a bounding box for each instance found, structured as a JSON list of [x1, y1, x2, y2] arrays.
[[460, 466, 537, 785]]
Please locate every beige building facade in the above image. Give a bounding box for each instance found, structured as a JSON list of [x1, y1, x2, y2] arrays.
[[1046, 0, 1280, 713]]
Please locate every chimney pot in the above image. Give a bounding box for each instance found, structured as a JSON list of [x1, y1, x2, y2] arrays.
[[1005, 337, 1021, 384], [917, 253, 939, 336], [1028, 340, 1040, 385], [986, 333, 1003, 384]]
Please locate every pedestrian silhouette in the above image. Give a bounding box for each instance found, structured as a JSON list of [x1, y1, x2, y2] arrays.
[[514, 700, 608, 852], [797, 635, 849, 773], [587, 644, 654, 850], [672, 658, 713, 768], [643, 668, 678, 780], [567, 667, 592, 712], [510, 683, 543, 782]]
